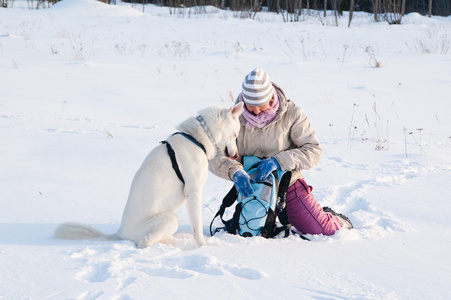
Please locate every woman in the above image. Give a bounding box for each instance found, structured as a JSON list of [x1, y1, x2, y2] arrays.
[[209, 68, 352, 236]]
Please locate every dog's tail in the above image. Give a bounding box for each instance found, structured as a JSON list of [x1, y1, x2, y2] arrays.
[[54, 222, 120, 241]]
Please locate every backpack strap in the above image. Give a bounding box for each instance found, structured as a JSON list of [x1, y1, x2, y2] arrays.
[[209, 185, 239, 236], [266, 171, 292, 238], [276, 171, 292, 226], [274, 171, 311, 241]]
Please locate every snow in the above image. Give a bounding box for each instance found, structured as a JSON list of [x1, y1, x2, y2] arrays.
[[1, 0, 450, 299]]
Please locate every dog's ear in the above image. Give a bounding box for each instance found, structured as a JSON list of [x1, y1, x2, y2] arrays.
[[228, 102, 244, 117]]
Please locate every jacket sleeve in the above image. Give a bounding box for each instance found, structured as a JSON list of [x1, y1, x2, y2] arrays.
[[274, 105, 322, 171], [208, 154, 243, 181]]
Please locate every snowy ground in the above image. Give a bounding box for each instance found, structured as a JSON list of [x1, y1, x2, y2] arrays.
[[1, 0, 450, 299]]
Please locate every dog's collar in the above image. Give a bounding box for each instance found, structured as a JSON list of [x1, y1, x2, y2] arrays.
[[196, 115, 219, 153], [172, 132, 206, 154]]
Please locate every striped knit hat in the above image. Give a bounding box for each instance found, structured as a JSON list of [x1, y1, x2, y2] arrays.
[[241, 68, 275, 106]]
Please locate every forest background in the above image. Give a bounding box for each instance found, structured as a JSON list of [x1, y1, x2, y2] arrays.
[[2, 0, 450, 24]]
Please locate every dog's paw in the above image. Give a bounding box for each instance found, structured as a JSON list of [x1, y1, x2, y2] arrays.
[[195, 236, 207, 247]]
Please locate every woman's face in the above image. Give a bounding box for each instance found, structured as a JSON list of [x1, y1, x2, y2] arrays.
[[245, 100, 272, 115]]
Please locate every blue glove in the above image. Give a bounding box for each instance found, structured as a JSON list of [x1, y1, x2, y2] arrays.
[[255, 157, 280, 181], [233, 169, 254, 198]]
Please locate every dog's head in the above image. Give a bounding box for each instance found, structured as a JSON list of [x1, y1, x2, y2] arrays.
[[218, 102, 244, 160], [197, 102, 243, 160], [195, 102, 244, 159]]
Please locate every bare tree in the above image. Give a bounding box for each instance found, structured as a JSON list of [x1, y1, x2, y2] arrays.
[[383, 0, 403, 24], [348, 0, 355, 27], [332, 0, 339, 26], [428, 0, 432, 17], [373, 0, 380, 21]]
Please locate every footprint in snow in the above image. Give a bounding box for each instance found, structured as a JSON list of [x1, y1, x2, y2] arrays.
[[114, 296, 133, 300], [145, 254, 265, 280], [115, 276, 136, 292], [76, 261, 112, 283], [183, 254, 264, 279], [222, 264, 264, 280], [142, 265, 195, 279], [76, 290, 103, 300]]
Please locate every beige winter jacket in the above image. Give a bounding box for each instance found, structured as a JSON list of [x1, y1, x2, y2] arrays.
[[209, 84, 323, 186]]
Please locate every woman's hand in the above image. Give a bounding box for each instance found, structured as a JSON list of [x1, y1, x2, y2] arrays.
[[233, 169, 254, 197], [256, 157, 280, 181]]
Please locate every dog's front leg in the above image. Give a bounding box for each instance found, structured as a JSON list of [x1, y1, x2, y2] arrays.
[[185, 190, 206, 246]]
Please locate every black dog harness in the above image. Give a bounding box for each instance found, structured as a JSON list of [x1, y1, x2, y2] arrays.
[[161, 132, 206, 185]]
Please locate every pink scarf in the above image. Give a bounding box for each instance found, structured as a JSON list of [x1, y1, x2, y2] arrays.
[[240, 91, 280, 131]]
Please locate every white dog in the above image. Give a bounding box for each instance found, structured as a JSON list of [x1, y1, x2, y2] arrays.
[[54, 102, 244, 248]]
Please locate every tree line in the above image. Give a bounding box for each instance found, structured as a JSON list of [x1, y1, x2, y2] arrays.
[[2, 0, 449, 19], [123, 0, 450, 18]]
